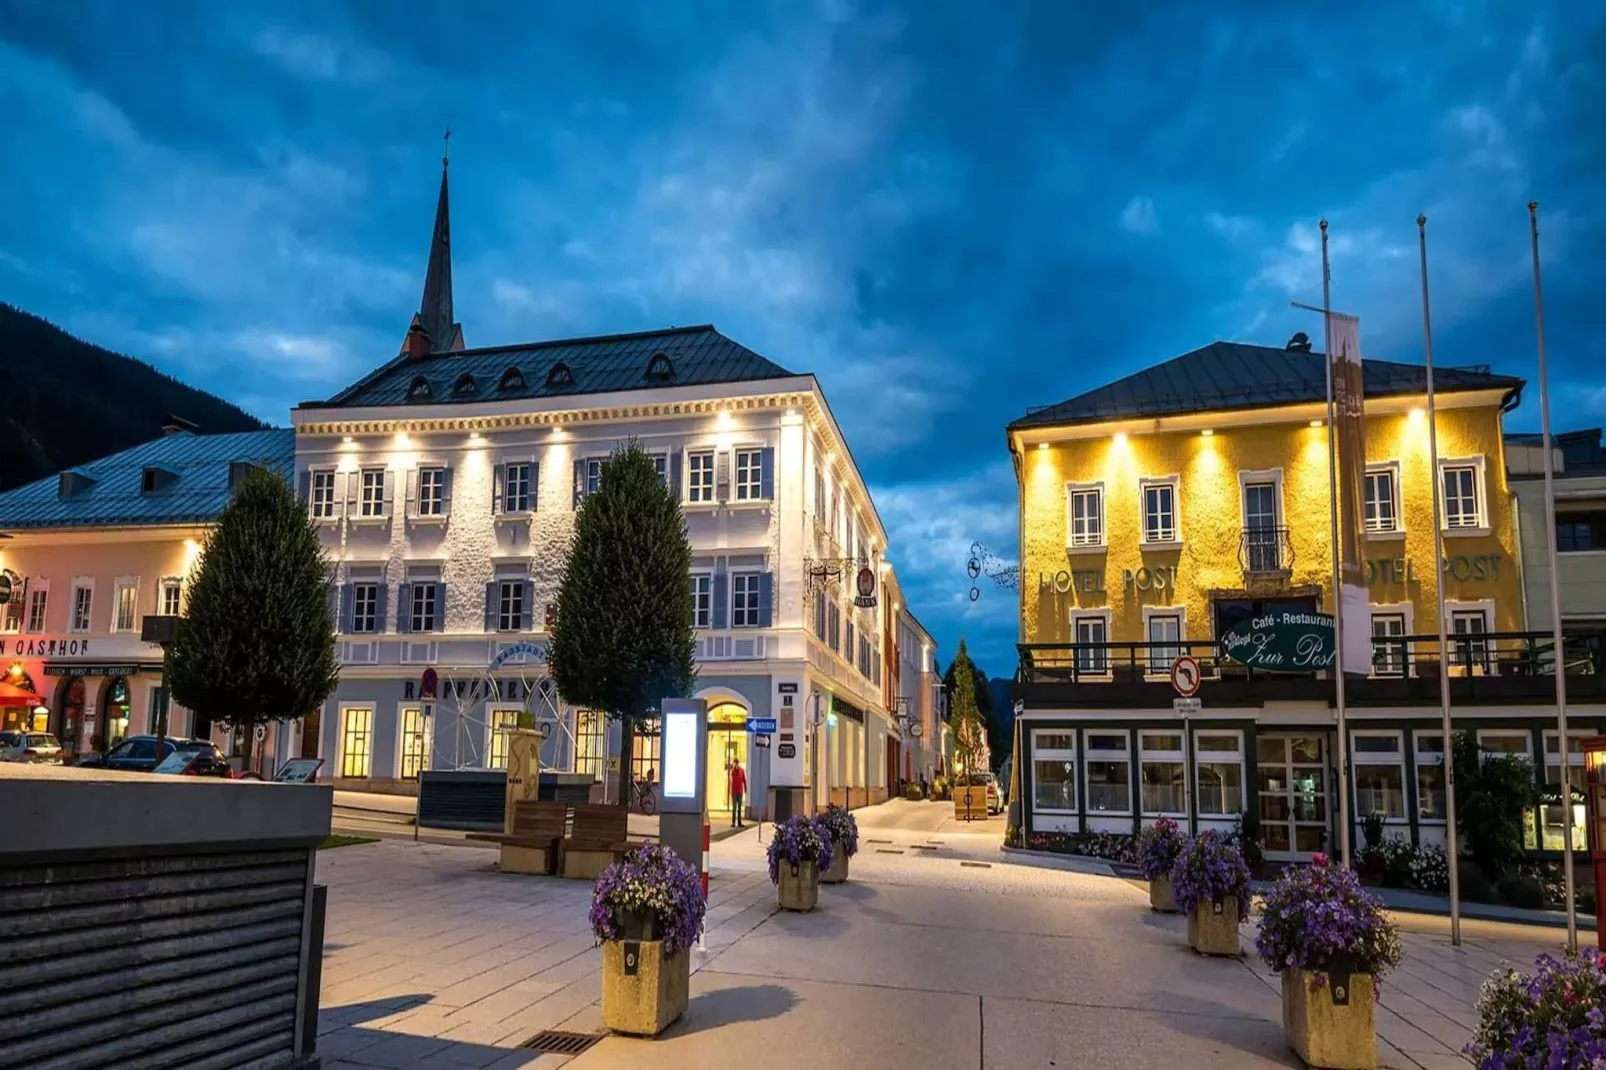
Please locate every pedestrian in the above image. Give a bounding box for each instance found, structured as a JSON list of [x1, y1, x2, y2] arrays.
[[728, 758, 747, 829]]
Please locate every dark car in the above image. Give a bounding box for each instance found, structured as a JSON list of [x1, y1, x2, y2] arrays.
[[76, 735, 232, 777]]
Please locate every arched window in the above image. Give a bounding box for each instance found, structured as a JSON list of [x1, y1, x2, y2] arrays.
[[644, 352, 675, 382], [406, 375, 433, 401], [497, 366, 526, 392], [545, 362, 574, 388], [452, 372, 478, 397]]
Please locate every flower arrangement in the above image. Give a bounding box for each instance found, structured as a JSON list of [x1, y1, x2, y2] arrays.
[[1169, 830, 1252, 921], [1407, 843, 1450, 894], [767, 814, 834, 884], [589, 844, 707, 957], [1137, 817, 1187, 881], [1254, 854, 1402, 984], [1467, 949, 1606, 1068], [818, 804, 859, 859]]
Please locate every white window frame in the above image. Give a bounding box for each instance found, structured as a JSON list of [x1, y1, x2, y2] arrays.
[[25, 580, 49, 633], [1351, 729, 1407, 823], [497, 579, 525, 633], [731, 572, 761, 628], [69, 580, 94, 634], [1193, 730, 1245, 816], [1368, 603, 1413, 678], [687, 450, 716, 504], [1070, 608, 1112, 675], [584, 458, 604, 497], [502, 461, 533, 514], [359, 467, 387, 518], [1237, 468, 1284, 529], [1413, 730, 1448, 824], [1363, 461, 1403, 538], [158, 577, 183, 618], [339, 705, 374, 779], [1446, 599, 1496, 675], [1082, 730, 1132, 816], [416, 466, 447, 518], [112, 577, 139, 634], [1139, 730, 1188, 817], [486, 706, 521, 769], [734, 448, 764, 502], [1031, 730, 1078, 815], [1542, 729, 1590, 852], [690, 573, 712, 629], [309, 468, 340, 522], [1064, 481, 1106, 551], [351, 582, 379, 634], [396, 704, 431, 779], [1438, 455, 1489, 536], [410, 582, 438, 633], [1141, 606, 1185, 677], [1139, 475, 1181, 547], [1476, 729, 1532, 760]]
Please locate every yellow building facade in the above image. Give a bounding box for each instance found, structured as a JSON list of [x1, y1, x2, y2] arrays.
[[1006, 339, 1606, 865]]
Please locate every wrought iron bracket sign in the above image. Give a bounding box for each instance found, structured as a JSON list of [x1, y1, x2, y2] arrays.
[[853, 566, 878, 608], [1220, 609, 1336, 671], [966, 542, 1020, 602], [804, 555, 863, 605]]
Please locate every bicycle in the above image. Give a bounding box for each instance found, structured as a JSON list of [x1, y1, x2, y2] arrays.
[[629, 778, 658, 816]]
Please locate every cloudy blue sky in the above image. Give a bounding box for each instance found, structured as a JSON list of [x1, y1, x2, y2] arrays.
[[2, 1, 1604, 675]]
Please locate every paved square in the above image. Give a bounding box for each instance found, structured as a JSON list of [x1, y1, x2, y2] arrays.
[[313, 806, 1577, 1069]]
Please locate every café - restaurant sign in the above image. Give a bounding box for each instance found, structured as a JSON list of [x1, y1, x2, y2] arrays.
[[1221, 610, 1336, 671]]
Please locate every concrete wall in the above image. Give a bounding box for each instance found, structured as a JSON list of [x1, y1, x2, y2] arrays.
[[1018, 401, 1523, 644]]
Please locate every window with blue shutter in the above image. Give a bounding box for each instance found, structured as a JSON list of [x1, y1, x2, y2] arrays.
[[572, 458, 585, 508], [519, 581, 534, 630], [670, 451, 683, 503], [757, 572, 774, 627], [711, 569, 728, 630], [484, 582, 498, 632], [397, 583, 413, 633], [491, 463, 505, 514], [759, 447, 775, 500], [374, 583, 388, 634], [339, 584, 355, 634]]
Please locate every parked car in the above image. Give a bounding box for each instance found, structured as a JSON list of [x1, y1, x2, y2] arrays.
[[962, 772, 1003, 815], [75, 735, 232, 777], [0, 730, 64, 764]]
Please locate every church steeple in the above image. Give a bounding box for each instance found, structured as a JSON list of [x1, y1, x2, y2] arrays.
[[414, 131, 462, 353]]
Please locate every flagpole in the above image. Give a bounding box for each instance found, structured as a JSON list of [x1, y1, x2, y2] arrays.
[[1530, 201, 1578, 951], [1418, 215, 1462, 947], [1320, 219, 1353, 869]]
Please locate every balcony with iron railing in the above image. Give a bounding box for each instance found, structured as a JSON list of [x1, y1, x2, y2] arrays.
[[1016, 628, 1606, 708], [1239, 526, 1295, 577]]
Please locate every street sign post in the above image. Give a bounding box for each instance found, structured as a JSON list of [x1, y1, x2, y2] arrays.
[[1170, 655, 1201, 697], [746, 717, 778, 734], [1172, 697, 1202, 717]]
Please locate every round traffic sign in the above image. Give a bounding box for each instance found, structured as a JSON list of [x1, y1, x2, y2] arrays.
[[1170, 655, 1201, 697]]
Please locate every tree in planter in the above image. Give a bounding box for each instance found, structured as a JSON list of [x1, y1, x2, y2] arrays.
[[165, 468, 340, 772], [946, 639, 986, 785], [550, 442, 696, 806], [1452, 729, 1538, 881]]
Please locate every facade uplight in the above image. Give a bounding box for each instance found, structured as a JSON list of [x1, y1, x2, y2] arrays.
[[1200, 429, 1213, 437]]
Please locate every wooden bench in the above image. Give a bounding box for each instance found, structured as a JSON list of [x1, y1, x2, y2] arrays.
[[466, 800, 568, 875], [560, 804, 646, 879]]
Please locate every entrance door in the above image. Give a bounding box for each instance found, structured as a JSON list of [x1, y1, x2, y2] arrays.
[[707, 729, 749, 817], [1255, 734, 1329, 860]]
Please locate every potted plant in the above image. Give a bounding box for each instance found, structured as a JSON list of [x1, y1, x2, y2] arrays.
[[768, 814, 834, 911], [589, 844, 707, 1037], [1255, 854, 1403, 1069], [1137, 817, 1186, 913], [818, 804, 859, 884], [1170, 830, 1251, 957], [1467, 948, 1606, 1068]]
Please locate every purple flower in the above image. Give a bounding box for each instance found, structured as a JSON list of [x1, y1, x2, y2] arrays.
[[1137, 817, 1186, 880], [1466, 948, 1606, 1068], [589, 843, 707, 957], [1169, 830, 1252, 922], [818, 804, 859, 858], [766, 815, 834, 884], [1254, 857, 1402, 983]]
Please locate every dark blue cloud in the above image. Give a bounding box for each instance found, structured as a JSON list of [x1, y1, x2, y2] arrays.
[[2, 0, 1603, 676]]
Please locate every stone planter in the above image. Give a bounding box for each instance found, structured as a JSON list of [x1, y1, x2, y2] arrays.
[[821, 844, 850, 884], [777, 860, 820, 911], [600, 937, 690, 1037], [1186, 896, 1241, 956], [1281, 969, 1377, 1069], [952, 786, 987, 821], [1148, 874, 1177, 913]]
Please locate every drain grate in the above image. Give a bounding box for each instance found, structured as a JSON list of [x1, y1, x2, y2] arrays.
[[911, 844, 940, 851], [960, 861, 993, 869], [876, 848, 905, 854], [521, 1030, 604, 1055], [866, 838, 893, 844]]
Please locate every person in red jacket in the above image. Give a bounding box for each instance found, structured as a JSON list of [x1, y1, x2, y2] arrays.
[[728, 758, 747, 829]]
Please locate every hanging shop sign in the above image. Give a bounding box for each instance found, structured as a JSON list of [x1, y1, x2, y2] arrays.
[[854, 567, 878, 608], [0, 570, 18, 606], [420, 667, 438, 700], [1220, 609, 1336, 671]]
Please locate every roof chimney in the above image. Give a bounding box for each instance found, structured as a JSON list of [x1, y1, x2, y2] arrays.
[[404, 313, 433, 362], [162, 414, 199, 436], [1285, 331, 1313, 353]]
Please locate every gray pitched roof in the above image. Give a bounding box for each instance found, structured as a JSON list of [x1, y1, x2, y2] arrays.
[[309, 325, 797, 410], [1009, 340, 1526, 431], [0, 429, 294, 531]]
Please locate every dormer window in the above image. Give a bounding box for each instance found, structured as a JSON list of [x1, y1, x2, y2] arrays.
[[228, 461, 258, 490], [452, 372, 478, 397], [645, 352, 675, 382], [58, 470, 96, 500], [141, 466, 178, 494], [406, 375, 433, 402], [497, 366, 525, 392], [546, 362, 574, 388]]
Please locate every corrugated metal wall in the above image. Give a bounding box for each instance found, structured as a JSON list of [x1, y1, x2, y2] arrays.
[[0, 848, 314, 1069]]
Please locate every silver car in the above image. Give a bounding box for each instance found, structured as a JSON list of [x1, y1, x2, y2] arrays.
[[0, 730, 64, 764]]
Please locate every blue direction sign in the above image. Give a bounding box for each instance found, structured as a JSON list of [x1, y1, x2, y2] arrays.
[[746, 717, 778, 734]]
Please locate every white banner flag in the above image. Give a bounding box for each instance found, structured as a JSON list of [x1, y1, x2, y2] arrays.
[[1328, 313, 1373, 676]]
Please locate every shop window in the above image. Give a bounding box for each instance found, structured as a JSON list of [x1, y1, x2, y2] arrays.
[[575, 709, 606, 779], [340, 707, 373, 778], [1139, 731, 1186, 815], [1194, 731, 1244, 816], [1083, 733, 1131, 814], [1414, 732, 1447, 822], [1478, 729, 1537, 851], [1351, 731, 1406, 821], [1543, 730, 1589, 852], [398, 706, 430, 779], [486, 708, 520, 769], [1032, 731, 1077, 813]]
